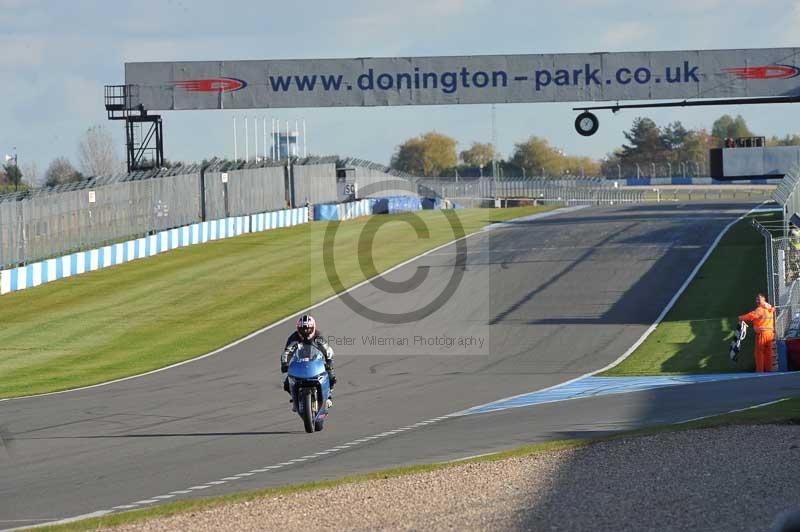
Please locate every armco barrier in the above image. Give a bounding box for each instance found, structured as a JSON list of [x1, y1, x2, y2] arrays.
[[314, 204, 340, 221], [372, 196, 423, 214], [313, 199, 373, 221], [0, 206, 308, 296], [422, 197, 441, 209]]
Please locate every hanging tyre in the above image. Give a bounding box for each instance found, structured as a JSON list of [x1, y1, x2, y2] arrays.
[[575, 112, 599, 137]]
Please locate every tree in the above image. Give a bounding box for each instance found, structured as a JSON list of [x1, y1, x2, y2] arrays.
[[767, 134, 800, 146], [679, 129, 714, 162], [712, 114, 754, 144], [601, 151, 624, 178], [661, 121, 689, 153], [510, 136, 563, 176], [620, 117, 665, 163], [390, 132, 457, 176], [78, 125, 119, 177], [562, 155, 600, 177], [3, 163, 22, 190], [45, 157, 82, 187], [459, 142, 495, 168], [21, 161, 40, 188], [391, 137, 426, 175]]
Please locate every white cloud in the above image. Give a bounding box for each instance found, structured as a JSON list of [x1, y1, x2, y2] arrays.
[[62, 76, 104, 121], [600, 21, 651, 49], [333, 0, 486, 49], [659, 0, 722, 10], [776, 2, 800, 46], [0, 37, 46, 68]]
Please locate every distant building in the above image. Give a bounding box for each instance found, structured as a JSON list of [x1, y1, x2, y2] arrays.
[[710, 137, 800, 180], [277, 131, 300, 159]]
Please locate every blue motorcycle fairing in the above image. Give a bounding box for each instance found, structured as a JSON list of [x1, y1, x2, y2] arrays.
[[287, 350, 327, 380], [286, 344, 332, 425]]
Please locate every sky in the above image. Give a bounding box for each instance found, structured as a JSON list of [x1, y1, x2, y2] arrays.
[[2, 0, 800, 177]]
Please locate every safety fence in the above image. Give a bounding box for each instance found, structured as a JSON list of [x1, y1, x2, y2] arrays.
[[752, 166, 800, 370], [0, 206, 308, 295], [416, 178, 645, 205], [0, 158, 365, 270], [0, 191, 450, 296]]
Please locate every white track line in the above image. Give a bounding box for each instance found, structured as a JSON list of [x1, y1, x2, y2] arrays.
[[592, 202, 766, 374], [0, 206, 580, 404], [109, 413, 453, 515], [10, 203, 765, 528], [114, 358, 787, 517], [451, 202, 766, 417], [677, 397, 790, 424], [1, 509, 113, 531]]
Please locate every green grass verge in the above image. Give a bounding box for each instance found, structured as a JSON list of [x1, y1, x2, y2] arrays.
[[602, 212, 774, 375], [0, 206, 551, 399], [35, 395, 800, 532]]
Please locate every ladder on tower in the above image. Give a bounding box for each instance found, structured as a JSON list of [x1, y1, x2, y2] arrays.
[[104, 85, 164, 173]]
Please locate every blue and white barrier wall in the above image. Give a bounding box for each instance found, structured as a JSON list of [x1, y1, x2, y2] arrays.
[[621, 177, 772, 186], [372, 196, 423, 214], [313, 199, 373, 221], [0, 206, 308, 296]]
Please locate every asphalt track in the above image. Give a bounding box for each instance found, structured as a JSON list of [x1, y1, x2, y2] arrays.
[[3, 201, 799, 529]]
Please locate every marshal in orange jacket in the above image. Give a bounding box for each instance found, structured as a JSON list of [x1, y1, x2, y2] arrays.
[[738, 297, 775, 372]]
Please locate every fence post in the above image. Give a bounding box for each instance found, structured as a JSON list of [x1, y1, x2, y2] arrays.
[[16, 198, 24, 265], [766, 230, 776, 306], [286, 160, 296, 208], [199, 165, 207, 222], [0, 205, 4, 269]]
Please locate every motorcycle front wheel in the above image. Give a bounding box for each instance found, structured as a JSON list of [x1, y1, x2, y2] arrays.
[[302, 391, 315, 433]]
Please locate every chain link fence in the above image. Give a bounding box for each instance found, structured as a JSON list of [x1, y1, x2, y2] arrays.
[[0, 159, 341, 269], [755, 166, 800, 342], [0, 172, 201, 270], [0, 163, 656, 270], [416, 177, 645, 206]]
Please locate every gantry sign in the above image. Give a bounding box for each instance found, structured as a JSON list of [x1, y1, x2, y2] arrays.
[[112, 47, 800, 169]]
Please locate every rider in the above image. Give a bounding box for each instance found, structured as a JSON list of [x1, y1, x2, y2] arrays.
[[281, 314, 336, 409]]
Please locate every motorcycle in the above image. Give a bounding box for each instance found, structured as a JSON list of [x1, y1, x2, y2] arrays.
[[286, 343, 332, 433]]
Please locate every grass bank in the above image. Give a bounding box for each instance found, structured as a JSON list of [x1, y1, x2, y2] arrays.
[[603, 212, 772, 375], [36, 395, 800, 531], [0, 207, 550, 399]]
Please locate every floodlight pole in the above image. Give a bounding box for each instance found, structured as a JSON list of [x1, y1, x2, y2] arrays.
[[233, 117, 238, 162], [303, 119, 307, 157]]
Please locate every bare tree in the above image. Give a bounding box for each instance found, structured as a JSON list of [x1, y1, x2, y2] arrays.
[[45, 157, 82, 187], [78, 125, 119, 177], [20, 161, 40, 187]]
